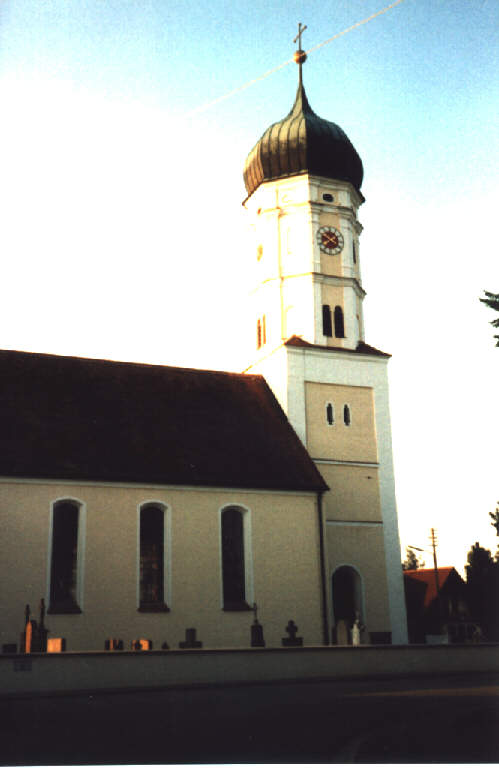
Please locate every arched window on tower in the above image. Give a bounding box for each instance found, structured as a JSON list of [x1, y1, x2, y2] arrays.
[[221, 507, 249, 610], [326, 402, 334, 426], [262, 315, 267, 345], [322, 305, 332, 337], [256, 318, 262, 349], [334, 306, 345, 338], [344, 404, 351, 426]]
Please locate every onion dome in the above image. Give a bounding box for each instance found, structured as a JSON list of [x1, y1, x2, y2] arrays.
[[243, 76, 363, 198]]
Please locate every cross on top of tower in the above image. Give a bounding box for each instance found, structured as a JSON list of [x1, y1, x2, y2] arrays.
[[293, 22, 307, 82], [293, 22, 307, 49]]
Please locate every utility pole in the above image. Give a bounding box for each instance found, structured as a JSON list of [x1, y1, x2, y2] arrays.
[[429, 528, 444, 632], [430, 527, 440, 598], [409, 528, 444, 635]]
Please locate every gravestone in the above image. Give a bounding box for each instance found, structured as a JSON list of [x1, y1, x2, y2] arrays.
[[2, 643, 17, 654], [105, 638, 123, 651], [21, 600, 48, 653], [179, 628, 203, 648], [20, 604, 31, 653], [281, 619, 303, 647], [250, 603, 265, 647], [336, 619, 349, 645], [352, 618, 361, 646], [24, 617, 33, 654], [47, 638, 66, 652], [132, 638, 152, 650]]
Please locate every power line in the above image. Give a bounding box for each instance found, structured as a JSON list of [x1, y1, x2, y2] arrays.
[[185, 0, 408, 118], [305, 0, 408, 57]]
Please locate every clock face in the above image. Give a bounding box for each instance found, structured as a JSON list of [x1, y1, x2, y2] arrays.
[[317, 226, 344, 255]]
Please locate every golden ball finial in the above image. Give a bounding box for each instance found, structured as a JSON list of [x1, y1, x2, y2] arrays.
[[294, 49, 307, 65]]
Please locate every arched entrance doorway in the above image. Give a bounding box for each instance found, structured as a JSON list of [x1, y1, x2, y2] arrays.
[[331, 565, 363, 644]]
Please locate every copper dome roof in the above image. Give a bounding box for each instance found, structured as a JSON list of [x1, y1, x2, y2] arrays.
[[243, 80, 363, 198]]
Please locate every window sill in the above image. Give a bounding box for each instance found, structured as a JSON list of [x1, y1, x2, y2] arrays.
[[223, 601, 252, 612], [138, 603, 170, 613], [47, 604, 82, 615]]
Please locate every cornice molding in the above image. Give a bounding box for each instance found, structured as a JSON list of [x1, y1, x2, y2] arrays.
[[0, 475, 317, 497]]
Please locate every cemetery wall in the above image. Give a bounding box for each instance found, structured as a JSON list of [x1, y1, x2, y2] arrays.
[[1, 644, 498, 697]]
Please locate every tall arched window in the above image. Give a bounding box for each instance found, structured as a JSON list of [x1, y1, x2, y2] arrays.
[[221, 507, 251, 610], [322, 305, 332, 337], [256, 318, 262, 349], [139, 504, 168, 611], [334, 306, 345, 338], [49, 499, 83, 614]]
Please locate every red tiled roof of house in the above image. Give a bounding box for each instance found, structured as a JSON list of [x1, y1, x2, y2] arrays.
[[0, 349, 328, 493], [284, 336, 391, 358], [404, 567, 455, 608]]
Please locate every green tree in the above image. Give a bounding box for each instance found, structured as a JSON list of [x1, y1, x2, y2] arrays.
[[489, 502, 499, 539], [466, 541, 499, 640], [402, 547, 425, 571], [479, 291, 499, 347]]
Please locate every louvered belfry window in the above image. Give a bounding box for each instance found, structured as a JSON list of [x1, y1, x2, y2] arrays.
[[334, 306, 345, 338], [322, 305, 332, 337]]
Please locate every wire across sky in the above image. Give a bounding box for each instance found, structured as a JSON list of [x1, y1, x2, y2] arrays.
[[185, 0, 408, 117]]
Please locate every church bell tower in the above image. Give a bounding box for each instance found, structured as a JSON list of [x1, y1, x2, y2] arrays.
[[243, 32, 365, 357], [243, 30, 408, 645]]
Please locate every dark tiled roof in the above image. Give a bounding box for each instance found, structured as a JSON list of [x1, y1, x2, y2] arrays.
[[284, 336, 391, 358], [0, 349, 327, 492]]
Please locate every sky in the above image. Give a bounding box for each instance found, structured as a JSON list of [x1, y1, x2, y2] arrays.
[[0, 0, 498, 574]]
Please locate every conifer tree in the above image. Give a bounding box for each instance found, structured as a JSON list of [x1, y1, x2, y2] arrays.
[[479, 291, 499, 347], [402, 547, 424, 571], [466, 538, 499, 640]]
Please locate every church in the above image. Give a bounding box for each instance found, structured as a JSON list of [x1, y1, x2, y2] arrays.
[[0, 45, 408, 652]]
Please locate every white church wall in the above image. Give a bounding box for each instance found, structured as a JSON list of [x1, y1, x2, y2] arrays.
[[318, 464, 382, 523], [0, 478, 323, 651], [305, 382, 378, 462], [326, 522, 391, 634], [285, 346, 408, 644]]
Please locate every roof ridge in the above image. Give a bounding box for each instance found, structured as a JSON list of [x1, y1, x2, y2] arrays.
[[0, 348, 261, 380]]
